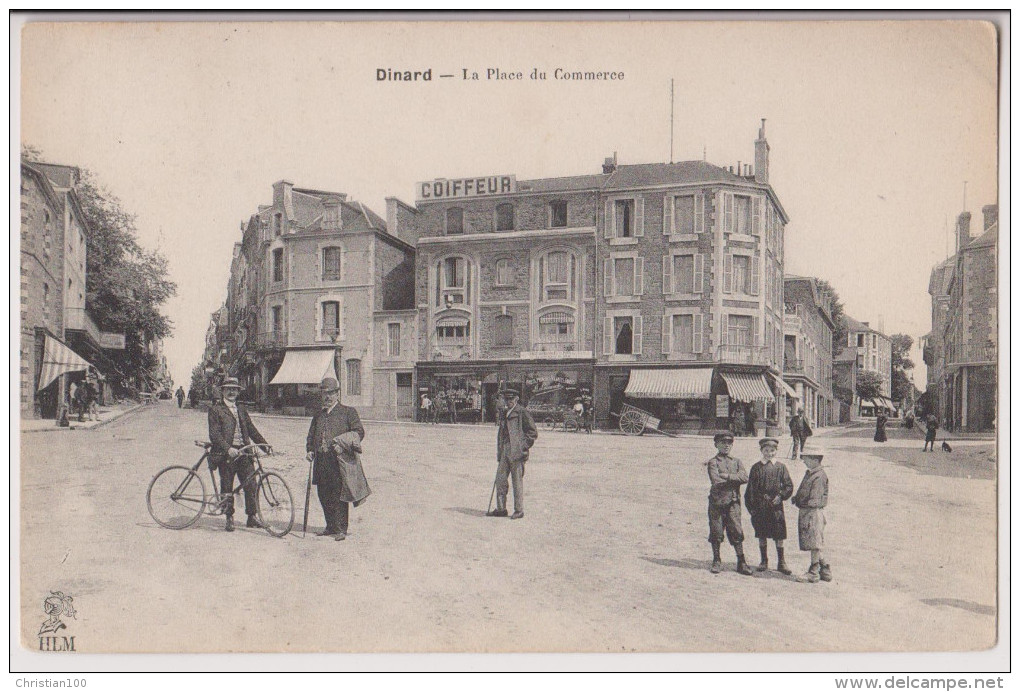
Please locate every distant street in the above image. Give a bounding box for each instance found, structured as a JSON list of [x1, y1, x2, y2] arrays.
[[20, 402, 996, 653]]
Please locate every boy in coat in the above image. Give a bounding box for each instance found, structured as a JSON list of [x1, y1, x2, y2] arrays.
[[306, 377, 365, 541], [706, 431, 753, 575], [486, 389, 538, 520], [744, 437, 794, 574], [791, 453, 831, 583]]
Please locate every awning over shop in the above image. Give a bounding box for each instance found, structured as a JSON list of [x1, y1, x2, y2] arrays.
[[869, 396, 895, 410], [768, 372, 799, 399], [38, 335, 95, 391], [624, 367, 714, 400], [721, 372, 775, 403], [269, 349, 337, 385]]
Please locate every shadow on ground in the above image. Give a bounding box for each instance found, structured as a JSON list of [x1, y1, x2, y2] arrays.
[[920, 598, 995, 617]]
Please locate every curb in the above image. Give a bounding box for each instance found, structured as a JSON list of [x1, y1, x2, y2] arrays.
[[20, 402, 147, 434]]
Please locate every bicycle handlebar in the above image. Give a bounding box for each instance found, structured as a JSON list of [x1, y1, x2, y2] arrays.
[[235, 443, 273, 456]]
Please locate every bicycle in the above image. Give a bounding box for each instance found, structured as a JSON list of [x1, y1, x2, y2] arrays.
[[542, 410, 580, 432], [146, 441, 295, 537]]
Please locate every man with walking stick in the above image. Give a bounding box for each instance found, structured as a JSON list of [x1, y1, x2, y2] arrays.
[[485, 389, 538, 520], [305, 377, 365, 541]]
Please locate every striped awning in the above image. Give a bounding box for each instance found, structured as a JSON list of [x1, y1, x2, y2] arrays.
[[721, 372, 775, 403], [624, 368, 714, 400], [769, 372, 800, 399], [38, 335, 94, 391], [269, 349, 337, 385]]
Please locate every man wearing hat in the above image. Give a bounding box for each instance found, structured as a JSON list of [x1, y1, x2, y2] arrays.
[[305, 376, 365, 540], [744, 437, 794, 574], [486, 389, 538, 520], [208, 377, 270, 532], [706, 431, 753, 575]]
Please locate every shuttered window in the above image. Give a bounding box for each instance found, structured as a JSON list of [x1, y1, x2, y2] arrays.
[[322, 246, 342, 280], [494, 314, 513, 346]]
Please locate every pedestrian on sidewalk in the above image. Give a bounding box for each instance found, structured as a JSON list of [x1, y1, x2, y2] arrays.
[[83, 380, 99, 422], [486, 389, 537, 520], [208, 377, 270, 533], [792, 453, 831, 583], [420, 393, 434, 424], [789, 408, 811, 459], [175, 386, 185, 408], [744, 437, 794, 575], [306, 377, 365, 541], [874, 410, 888, 443], [923, 413, 939, 452], [706, 431, 753, 575]]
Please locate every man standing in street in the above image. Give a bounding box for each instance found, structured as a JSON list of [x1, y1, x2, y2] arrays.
[[486, 389, 538, 520], [306, 377, 365, 541], [175, 386, 185, 408], [789, 407, 811, 460], [706, 431, 753, 575], [208, 377, 270, 532]]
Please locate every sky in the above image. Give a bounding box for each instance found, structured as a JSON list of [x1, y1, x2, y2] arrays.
[[18, 19, 1000, 390]]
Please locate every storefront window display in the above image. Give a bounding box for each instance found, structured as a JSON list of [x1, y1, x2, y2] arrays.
[[514, 367, 593, 424]]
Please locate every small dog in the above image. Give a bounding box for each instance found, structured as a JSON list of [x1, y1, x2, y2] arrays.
[[942, 440, 953, 453]]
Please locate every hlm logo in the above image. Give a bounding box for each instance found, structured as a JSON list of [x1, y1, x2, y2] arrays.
[[37, 591, 77, 652]]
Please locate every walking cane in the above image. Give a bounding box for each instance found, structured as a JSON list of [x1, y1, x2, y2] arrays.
[[486, 476, 498, 514], [302, 454, 315, 537]]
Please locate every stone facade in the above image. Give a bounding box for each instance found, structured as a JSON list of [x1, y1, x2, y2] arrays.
[[782, 276, 836, 428]]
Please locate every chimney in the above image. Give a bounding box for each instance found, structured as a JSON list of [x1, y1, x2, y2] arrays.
[[322, 196, 342, 233], [755, 118, 770, 184], [982, 204, 998, 231], [602, 152, 618, 175], [956, 211, 972, 252], [272, 180, 294, 219]]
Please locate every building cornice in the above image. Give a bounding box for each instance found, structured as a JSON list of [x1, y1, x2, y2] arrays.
[[418, 226, 596, 245]]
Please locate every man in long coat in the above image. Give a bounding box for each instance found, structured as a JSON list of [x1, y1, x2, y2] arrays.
[[208, 377, 270, 532], [744, 437, 794, 574], [486, 389, 538, 520], [789, 407, 811, 459], [306, 377, 365, 541]]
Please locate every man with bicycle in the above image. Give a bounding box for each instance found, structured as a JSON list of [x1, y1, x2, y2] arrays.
[[208, 377, 270, 532]]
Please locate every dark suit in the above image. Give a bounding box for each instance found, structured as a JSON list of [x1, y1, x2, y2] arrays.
[[208, 400, 267, 518], [306, 402, 365, 534]]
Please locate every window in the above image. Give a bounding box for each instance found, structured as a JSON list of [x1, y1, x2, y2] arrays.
[[495, 203, 515, 231], [271, 306, 283, 337], [437, 257, 469, 306], [614, 317, 633, 355], [495, 259, 512, 286], [728, 315, 754, 347], [538, 311, 574, 344], [272, 248, 284, 282], [446, 207, 464, 235], [614, 257, 635, 296], [273, 213, 282, 237], [732, 255, 750, 294], [550, 201, 568, 228], [541, 251, 573, 301], [322, 247, 342, 280], [672, 314, 695, 353], [387, 323, 401, 357], [723, 253, 759, 295], [346, 359, 361, 396], [321, 301, 341, 339], [673, 195, 695, 234], [872, 334, 877, 349], [857, 334, 865, 347], [615, 199, 634, 237], [673, 254, 695, 294], [494, 314, 513, 346], [396, 373, 413, 405], [437, 321, 470, 345], [604, 255, 644, 298]]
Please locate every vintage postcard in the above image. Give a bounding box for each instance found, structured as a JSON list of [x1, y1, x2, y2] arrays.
[[13, 15, 1005, 667]]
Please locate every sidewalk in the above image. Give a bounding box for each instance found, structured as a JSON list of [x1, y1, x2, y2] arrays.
[[20, 400, 147, 434]]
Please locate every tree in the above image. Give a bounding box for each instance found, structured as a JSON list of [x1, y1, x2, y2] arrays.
[[815, 278, 847, 358], [856, 370, 884, 401], [890, 333, 915, 403]]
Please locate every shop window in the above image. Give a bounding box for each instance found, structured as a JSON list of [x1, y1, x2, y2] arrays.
[[322, 247, 342, 280], [495, 203, 515, 231], [494, 314, 513, 346], [322, 301, 341, 339], [346, 359, 361, 396], [495, 259, 512, 286], [550, 200, 568, 228], [446, 207, 464, 235], [272, 248, 284, 283]]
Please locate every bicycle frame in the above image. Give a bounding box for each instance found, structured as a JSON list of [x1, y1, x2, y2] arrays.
[[188, 442, 271, 510]]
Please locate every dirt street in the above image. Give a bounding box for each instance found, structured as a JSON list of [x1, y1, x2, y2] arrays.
[[19, 402, 998, 653]]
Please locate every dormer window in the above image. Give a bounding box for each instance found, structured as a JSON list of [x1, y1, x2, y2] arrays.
[[496, 203, 515, 232]]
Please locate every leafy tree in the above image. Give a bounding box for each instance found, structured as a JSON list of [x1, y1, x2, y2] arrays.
[[814, 278, 847, 358], [856, 369, 884, 401], [890, 333, 915, 403]]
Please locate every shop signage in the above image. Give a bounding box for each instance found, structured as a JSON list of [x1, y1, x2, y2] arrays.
[[417, 175, 516, 200], [99, 332, 126, 349], [715, 394, 730, 418]]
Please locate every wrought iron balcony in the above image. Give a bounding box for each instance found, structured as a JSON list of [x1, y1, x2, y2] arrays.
[[258, 330, 287, 349], [784, 357, 804, 373], [715, 344, 771, 365]]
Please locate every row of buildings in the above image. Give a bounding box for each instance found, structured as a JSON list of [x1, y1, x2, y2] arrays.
[[204, 122, 892, 432], [923, 206, 998, 432], [20, 159, 171, 419]]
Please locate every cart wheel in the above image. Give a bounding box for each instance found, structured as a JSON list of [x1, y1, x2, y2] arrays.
[[620, 410, 645, 436]]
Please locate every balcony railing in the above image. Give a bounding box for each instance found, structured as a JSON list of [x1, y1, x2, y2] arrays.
[[258, 330, 286, 349], [715, 345, 771, 365], [784, 358, 804, 373], [64, 307, 101, 345], [949, 343, 996, 365]]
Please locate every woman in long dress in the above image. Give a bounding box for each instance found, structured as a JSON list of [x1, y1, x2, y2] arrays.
[[874, 411, 888, 443]]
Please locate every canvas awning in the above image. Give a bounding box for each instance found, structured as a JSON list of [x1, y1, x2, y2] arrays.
[[624, 368, 714, 400], [269, 349, 337, 386], [38, 335, 95, 391], [769, 372, 800, 399], [721, 372, 775, 403]]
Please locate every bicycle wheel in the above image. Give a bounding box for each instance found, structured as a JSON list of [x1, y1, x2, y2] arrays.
[[564, 414, 579, 433], [256, 471, 294, 537], [147, 465, 207, 529]]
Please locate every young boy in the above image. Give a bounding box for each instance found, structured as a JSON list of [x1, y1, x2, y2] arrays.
[[706, 431, 753, 575], [791, 453, 830, 583], [744, 437, 794, 575]]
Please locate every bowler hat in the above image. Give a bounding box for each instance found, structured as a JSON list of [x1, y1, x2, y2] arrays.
[[759, 437, 780, 448], [319, 377, 340, 392], [713, 431, 735, 443], [221, 377, 242, 390], [501, 388, 520, 398]]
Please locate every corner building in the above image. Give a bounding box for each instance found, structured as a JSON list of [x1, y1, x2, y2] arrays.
[[594, 122, 790, 433]]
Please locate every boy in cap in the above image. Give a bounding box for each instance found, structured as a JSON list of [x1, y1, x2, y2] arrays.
[[744, 437, 794, 574], [706, 431, 753, 575], [791, 453, 831, 583]]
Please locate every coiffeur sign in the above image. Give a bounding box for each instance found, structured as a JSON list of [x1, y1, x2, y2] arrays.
[[417, 175, 517, 200]]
